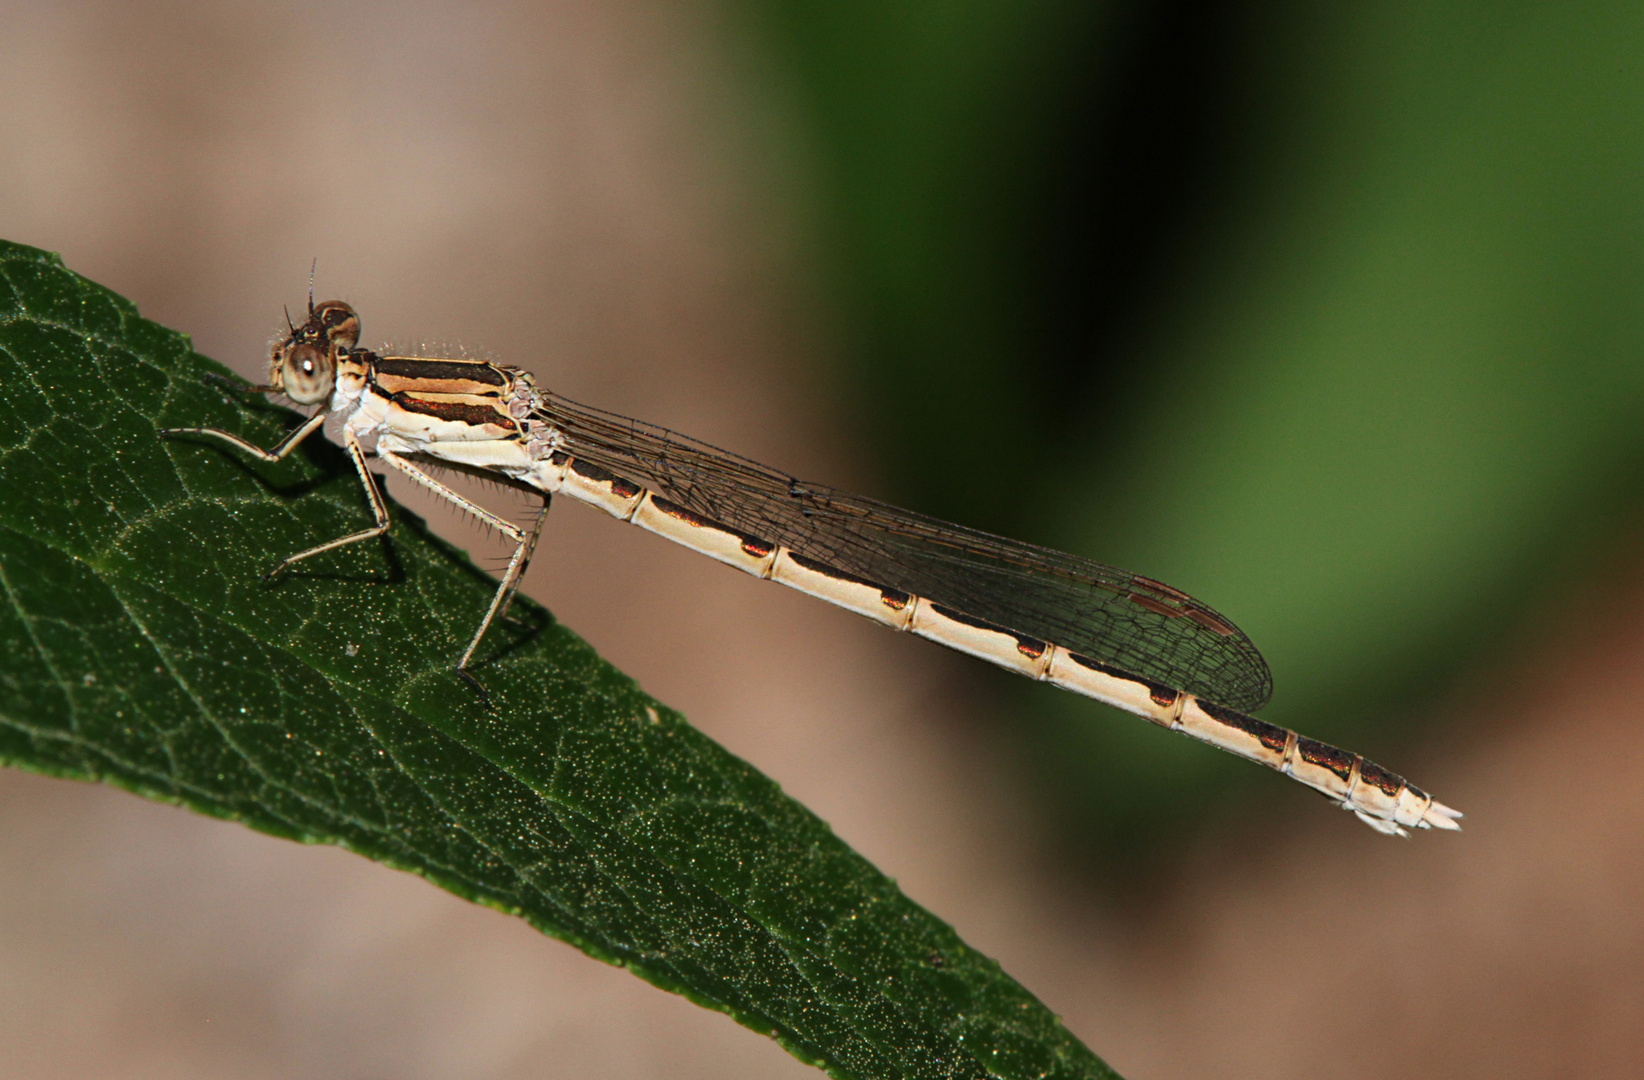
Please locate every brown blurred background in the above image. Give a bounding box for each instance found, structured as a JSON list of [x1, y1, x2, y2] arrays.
[[2, 1, 1642, 1077]]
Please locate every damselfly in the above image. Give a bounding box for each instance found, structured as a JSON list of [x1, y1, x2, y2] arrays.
[[162, 297, 1462, 837]]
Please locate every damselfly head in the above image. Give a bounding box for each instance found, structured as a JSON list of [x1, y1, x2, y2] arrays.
[[268, 299, 360, 405]]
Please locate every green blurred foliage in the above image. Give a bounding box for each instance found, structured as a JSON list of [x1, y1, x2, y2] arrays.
[[739, 1, 1644, 862]]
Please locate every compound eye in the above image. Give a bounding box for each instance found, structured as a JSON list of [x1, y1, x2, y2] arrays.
[[278, 343, 335, 405]]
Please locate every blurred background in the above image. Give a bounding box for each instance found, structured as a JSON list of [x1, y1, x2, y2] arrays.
[[1, 0, 1641, 1076]]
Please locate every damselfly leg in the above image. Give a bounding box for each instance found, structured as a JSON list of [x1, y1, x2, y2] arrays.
[[161, 417, 392, 580], [164, 408, 328, 465], [378, 446, 553, 698], [164, 383, 551, 700]]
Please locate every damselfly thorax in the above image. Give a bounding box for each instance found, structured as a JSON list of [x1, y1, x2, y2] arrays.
[[162, 298, 1462, 837]]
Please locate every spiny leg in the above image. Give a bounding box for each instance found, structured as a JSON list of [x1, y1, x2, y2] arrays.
[[488, 498, 549, 631], [378, 450, 530, 542], [163, 409, 391, 578], [456, 498, 549, 700], [376, 450, 551, 700], [162, 408, 329, 463], [263, 428, 392, 580]]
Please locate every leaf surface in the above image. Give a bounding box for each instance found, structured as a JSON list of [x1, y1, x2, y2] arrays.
[[0, 239, 1118, 1080]]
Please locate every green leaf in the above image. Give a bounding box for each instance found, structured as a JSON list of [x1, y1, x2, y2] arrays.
[[0, 239, 1117, 1080]]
